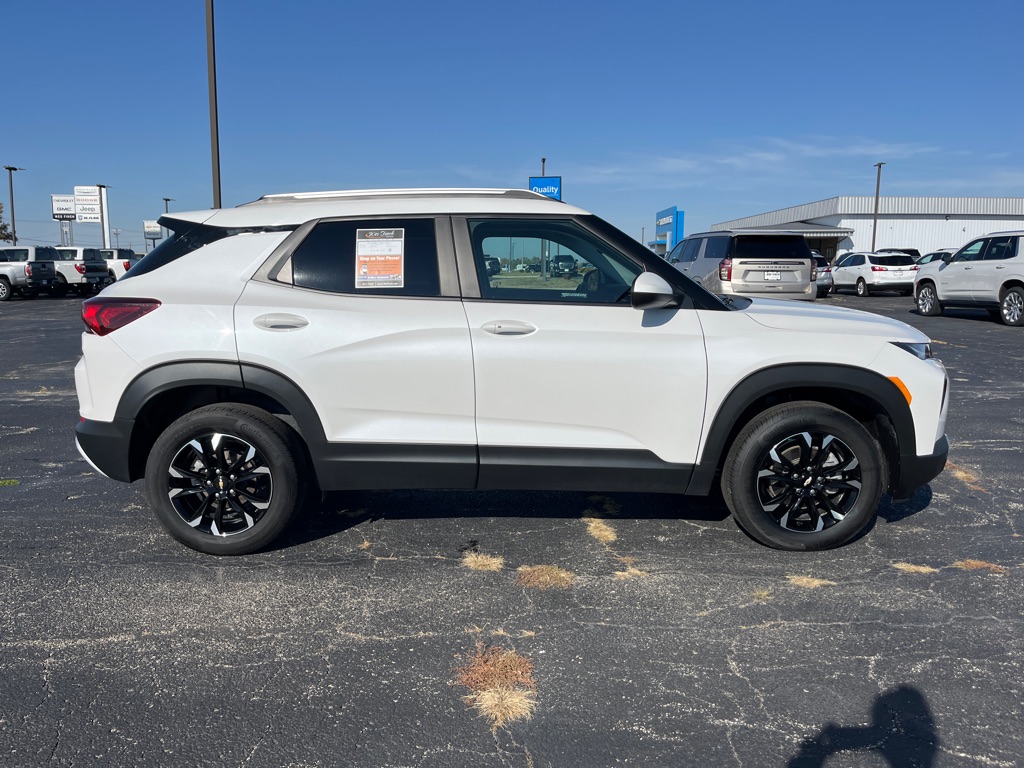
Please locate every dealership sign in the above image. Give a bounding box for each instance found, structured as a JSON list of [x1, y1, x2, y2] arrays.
[[74, 185, 102, 223], [51, 195, 76, 221], [528, 176, 562, 201]]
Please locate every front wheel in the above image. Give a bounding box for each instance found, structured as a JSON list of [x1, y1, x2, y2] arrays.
[[721, 402, 887, 550], [144, 404, 305, 555], [0, 278, 10, 302], [916, 283, 942, 316], [999, 287, 1024, 326], [855, 279, 869, 297]]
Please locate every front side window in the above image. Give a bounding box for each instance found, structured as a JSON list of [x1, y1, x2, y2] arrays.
[[954, 240, 985, 262], [468, 219, 641, 304], [984, 236, 1018, 261], [290, 218, 439, 297]]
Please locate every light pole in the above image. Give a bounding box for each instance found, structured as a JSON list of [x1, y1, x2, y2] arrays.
[[206, 0, 222, 209], [112, 228, 122, 248], [3, 166, 25, 245], [871, 162, 886, 252], [541, 157, 546, 175], [97, 184, 111, 248], [162, 197, 174, 239]]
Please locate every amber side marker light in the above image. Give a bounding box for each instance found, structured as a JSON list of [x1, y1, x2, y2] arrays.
[[82, 297, 162, 336], [889, 376, 912, 405]]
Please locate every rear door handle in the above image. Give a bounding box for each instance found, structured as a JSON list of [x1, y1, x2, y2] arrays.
[[253, 313, 309, 331], [482, 320, 537, 336]]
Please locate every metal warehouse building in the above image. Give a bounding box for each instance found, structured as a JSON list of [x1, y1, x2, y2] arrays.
[[713, 197, 1024, 262]]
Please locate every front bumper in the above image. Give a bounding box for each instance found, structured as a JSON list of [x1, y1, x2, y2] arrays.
[[893, 434, 949, 499], [75, 417, 135, 482]]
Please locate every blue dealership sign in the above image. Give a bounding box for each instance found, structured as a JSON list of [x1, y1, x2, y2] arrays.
[[529, 176, 562, 201]]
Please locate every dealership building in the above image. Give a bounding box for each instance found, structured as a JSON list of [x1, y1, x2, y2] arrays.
[[709, 196, 1024, 262]]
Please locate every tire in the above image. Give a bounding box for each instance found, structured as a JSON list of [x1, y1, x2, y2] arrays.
[[721, 402, 886, 551], [144, 404, 306, 555], [916, 283, 942, 316], [0, 278, 10, 302], [49, 276, 69, 298], [855, 279, 869, 297], [999, 286, 1024, 327]]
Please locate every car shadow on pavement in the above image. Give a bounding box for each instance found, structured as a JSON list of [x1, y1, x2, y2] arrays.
[[876, 485, 934, 524], [787, 684, 938, 767], [270, 489, 731, 551]]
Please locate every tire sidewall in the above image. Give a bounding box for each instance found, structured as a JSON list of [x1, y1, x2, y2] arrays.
[[917, 283, 940, 316], [144, 406, 301, 555], [1000, 287, 1024, 326], [0, 278, 10, 301], [723, 404, 885, 551]]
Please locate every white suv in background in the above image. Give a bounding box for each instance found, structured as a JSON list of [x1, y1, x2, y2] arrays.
[[832, 252, 918, 296], [74, 189, 949, 556], [915, 232, 1024, 326]]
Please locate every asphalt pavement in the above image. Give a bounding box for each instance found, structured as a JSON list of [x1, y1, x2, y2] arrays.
[[0, 290, 1021, 767]]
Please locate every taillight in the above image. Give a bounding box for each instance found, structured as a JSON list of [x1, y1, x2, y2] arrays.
[[719, 258, 732, 281], [823, 267, 832, 273], [810, 266, 818, 281], [123, 261, 131, 272], [910, 265, 919, 271], [25, 263, 33, 278], [75, 263, 87, 274], [81, 297, 161, 336], [871, 266, 887, 272]]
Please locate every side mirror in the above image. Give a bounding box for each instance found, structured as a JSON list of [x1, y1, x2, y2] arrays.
[[941, 253, 954, 264], [631, 272, 681, 310]]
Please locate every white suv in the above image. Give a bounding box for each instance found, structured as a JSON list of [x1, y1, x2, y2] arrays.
[[74, 189, 949, 555], [914, 231, 1024, 326], [832, 252, 918, 296]]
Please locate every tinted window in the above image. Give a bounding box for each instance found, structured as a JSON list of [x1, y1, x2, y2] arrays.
[[468, 218, 640, 304], [126, 218, 295, 280], [732, 236, 811, 260], [984, 236, 1018, 261], [291, 218, 439, 297], [679, 238, 701, 262], [874, 255, 915, 266], [2, 249, 27, 262], [703, 237, 729, 261]]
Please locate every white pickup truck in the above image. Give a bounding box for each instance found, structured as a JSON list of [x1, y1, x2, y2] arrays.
[[99, 248, 142, 281], [53, 247, 113, 296]]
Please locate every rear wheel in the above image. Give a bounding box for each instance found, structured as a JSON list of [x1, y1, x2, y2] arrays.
[[721, 402, 886, 550], [855, 279, 869, 297], [916, 283, 942, 316], [999, 286, 1024, 326], [0, 278, 10, 301], [144, 404, 306, 555], [49, 276, 69, 298], [17, 287, 40, 299]]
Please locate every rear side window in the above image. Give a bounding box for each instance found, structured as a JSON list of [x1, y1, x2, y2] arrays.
[[732, 236, 811, 260], [703, 237, 729, 261], [984, 236, 1018, 261], [290, 218, 440, 297], [1, 249, 27, 262], [126, 218, 295, 280]]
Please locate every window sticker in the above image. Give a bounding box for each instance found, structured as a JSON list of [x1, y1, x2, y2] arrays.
[[355, 228, 405, 288]]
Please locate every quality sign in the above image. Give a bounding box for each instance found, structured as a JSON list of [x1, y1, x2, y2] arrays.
[[528, 176, 562, 201]]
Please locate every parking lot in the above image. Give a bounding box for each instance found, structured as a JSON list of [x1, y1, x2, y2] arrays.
[[1, 291, 1021, 767]]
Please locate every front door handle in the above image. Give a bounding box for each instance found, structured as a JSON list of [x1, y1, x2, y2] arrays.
[[482, 320, 537, 336], [253, 313, 309, 331]]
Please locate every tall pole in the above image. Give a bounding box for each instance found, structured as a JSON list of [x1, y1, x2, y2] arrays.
[[162, 197, 174, 239], [97, 184, 111, 248], [871, 162, 886, 252], [541, 157, 546, 175], [206, 0, 222, 209], [4, 166, 24, 245]]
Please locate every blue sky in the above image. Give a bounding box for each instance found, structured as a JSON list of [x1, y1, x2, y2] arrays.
[[3, 0, 1022, 251]]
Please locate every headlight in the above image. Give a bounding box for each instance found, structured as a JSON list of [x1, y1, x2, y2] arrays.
[[891, 341, 932, 360]]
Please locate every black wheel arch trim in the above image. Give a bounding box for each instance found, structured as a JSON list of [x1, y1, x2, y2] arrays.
[[685, 363, 917, 496]]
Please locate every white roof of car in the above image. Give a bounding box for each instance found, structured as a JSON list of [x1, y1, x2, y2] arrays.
[[165, 188, 588, 228]]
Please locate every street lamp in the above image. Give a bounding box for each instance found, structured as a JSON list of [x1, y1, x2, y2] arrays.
[[3, 166, 25, 245], [871, 162, 886, 252]]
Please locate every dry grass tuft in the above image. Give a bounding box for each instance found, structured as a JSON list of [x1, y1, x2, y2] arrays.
[[516, 565, 576, 590], [463, 686, 537, 730], [584, 518, 617, 544], [614, 566, 649, 580], [357, 539, 371, 551], [892, 562, 940, 574], [455, 644, 538, 730], [787, 575, 837, 589], [953, 559, 1008, 575], [752, 588, 774, 601], [946, 462, 989, 493], [461, 551, 505, 571]]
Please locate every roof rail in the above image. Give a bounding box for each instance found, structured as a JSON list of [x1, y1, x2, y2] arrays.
[[242, 188, 553, 206]]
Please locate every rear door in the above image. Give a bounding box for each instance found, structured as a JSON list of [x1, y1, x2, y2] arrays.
[[233, 216, 477, 486]]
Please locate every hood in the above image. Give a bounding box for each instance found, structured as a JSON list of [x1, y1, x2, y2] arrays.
[[741, 297, 929, 342]]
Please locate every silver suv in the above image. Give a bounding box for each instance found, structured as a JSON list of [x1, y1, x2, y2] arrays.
[[666, 230, 816, 300], [914, 231, 1024, 326]]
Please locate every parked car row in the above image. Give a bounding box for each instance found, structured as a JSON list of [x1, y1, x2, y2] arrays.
[[0, 245, 141, 301]]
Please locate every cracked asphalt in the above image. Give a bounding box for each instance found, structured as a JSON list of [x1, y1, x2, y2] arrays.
[[0, 292, 1021, 767]]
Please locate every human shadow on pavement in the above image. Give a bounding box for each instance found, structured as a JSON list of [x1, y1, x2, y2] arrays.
[[787, 685, 938, 767]]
